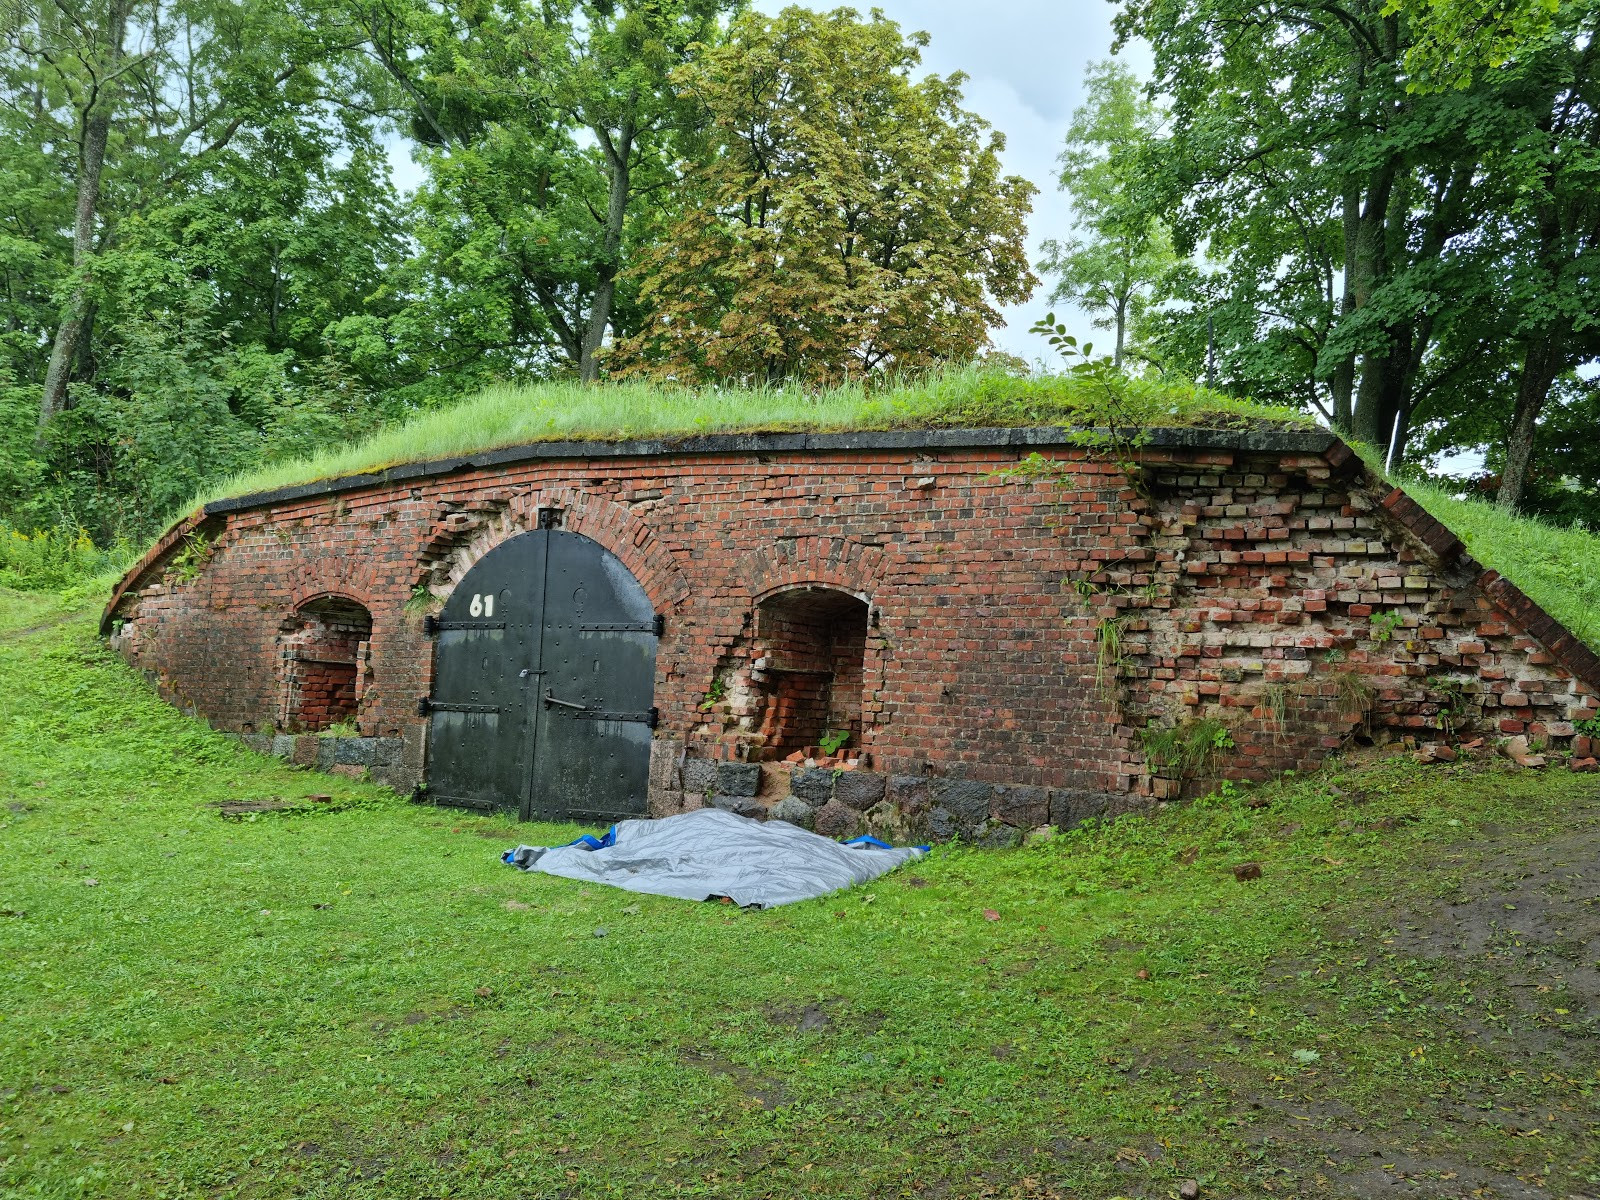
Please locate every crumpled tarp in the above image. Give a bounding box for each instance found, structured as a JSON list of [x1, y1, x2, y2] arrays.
[[502, 807, 927, 908]]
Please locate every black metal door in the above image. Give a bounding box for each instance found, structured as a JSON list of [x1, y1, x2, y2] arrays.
[[425, 529, 658, 823]]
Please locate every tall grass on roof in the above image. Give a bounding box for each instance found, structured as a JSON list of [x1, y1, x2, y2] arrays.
[[194, 364, 1309, 507], [1402, 479, 1600, 651]]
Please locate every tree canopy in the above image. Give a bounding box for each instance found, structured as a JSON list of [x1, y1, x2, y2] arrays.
[[609, 7, 1036, 386]]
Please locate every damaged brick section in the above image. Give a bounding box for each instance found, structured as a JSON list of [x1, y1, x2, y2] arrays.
[[104, 427, 1599, 834]]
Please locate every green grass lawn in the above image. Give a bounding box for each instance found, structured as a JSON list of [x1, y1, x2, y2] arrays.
[[3, 588, 1597, 1199]]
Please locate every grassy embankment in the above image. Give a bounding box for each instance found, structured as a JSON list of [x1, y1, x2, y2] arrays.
[[2, 588, 1596, 1199]]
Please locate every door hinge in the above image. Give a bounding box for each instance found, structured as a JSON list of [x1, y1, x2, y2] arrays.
[[423, 614, 439, 637], [654, 612, 666, 637], [417, 696, 432, 716]]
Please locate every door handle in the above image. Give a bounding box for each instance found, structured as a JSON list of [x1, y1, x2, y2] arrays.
[[543, 690, 589, 711]]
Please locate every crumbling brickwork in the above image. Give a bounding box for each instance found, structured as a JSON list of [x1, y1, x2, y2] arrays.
[[104, 428, 1600, 831]]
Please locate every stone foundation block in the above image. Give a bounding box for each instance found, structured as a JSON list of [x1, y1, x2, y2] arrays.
[[333, 737, 376, 766], [716, 762, 762, 797], [886, 775, 930, 816], [712, 794, 765, 818], [931, 777, 992, 825], [768, 796, 816, 830], [834, 770, 886, 811], [790, 767, 835, 806], [992, 785, 1049, 828], [813, 800, 861, 839], [682, 758, 719, 797], [1050, 789, 1112, 830]]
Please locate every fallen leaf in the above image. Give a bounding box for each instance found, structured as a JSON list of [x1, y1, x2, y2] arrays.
[[982, 908, 1001, 921], [81, 878, 98, 887]]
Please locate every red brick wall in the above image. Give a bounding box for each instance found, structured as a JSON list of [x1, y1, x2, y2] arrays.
[[106, 434, 1600, 810]]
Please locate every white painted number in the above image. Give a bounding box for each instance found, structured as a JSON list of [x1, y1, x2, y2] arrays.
[[469, 593, 495, 618]]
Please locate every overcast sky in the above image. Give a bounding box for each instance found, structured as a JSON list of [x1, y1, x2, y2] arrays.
[[385, 3, 1142, 362]]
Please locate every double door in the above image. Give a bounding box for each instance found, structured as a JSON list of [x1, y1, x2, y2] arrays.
[[424, 529, 658, 823]]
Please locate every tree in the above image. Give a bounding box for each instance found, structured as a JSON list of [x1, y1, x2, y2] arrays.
[[609, 6, 1036, 386], [0, 0, 415, 535], [346, 0, 740, 381], [2, 0, 352, 436], [1038, 60, 1176, 369], [1116, 0, 1600, 513]]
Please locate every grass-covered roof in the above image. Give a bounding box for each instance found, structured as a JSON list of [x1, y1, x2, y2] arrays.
[[194, 367, 1310, 506]]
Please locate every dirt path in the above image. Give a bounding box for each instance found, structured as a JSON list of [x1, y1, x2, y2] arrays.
[[0, 609, 82, 644], [1248, 789, 1600, 1198]]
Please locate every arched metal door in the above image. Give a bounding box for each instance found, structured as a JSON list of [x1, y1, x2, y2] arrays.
[[424, 528, 659, 823]]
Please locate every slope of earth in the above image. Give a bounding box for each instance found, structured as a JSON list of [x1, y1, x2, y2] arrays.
[[0, 587, 1595, 1200]]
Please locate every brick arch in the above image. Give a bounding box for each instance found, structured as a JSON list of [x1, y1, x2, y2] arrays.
[[285, 558, 383, 620], [425, 486, 693, 616], [735, 535, 888, 604]]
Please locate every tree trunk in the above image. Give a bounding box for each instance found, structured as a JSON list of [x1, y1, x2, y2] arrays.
[[1498, 337, 1565, 512], [580, 116, 635, 383], [1328, 185, 1359, 434], [38, 1, 129, 436]]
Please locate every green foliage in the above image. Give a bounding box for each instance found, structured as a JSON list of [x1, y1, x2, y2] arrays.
[[1139, 717, 1235, 778], [701, 674, 727, 708], [3, 593, 1599, 1195], [164, 532, 215, 585], [0, 521, 125, 591], [1114, 0, 1600, 508], [1369, 610, 1406, 645], [1038, 61, 1179, 368], [819, 728, 850, 756], [319, 718, 361, 739], [1093, 615, 1129, 698], [609, 6, 1038, 385]]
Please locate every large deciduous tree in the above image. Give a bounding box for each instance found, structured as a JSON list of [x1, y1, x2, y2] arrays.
[[1114, 0, 1600, 511], [1037, 60, 1176, 370], [609, 6, 1037, 386], [346, 0, 740, 382]]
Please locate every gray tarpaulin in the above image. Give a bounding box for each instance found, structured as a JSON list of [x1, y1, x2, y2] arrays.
[[503, 807, 927, 908]]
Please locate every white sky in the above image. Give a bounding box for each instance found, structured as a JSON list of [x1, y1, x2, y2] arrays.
[[383, 1, 1141, 363]]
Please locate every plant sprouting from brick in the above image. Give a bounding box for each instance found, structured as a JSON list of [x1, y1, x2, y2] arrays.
[[1094, 615, 1129, 697], [701, 675, 727, 709], [1575, 716, 1600, 737], [1261, 683, 1290, 743], [820, 728, 850, 756], [1028, 314, 1154, 481], [1369, 610, 1405, 644], [1333, 670, 1375, 720], [405, 583, 437, 613], [319, 719, 360, 739], [1139, 718, 1235, 779], [1430, 678, 1471, 738], [166, 531, 215, 584]]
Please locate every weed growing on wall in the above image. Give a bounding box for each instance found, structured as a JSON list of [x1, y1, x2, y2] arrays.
[[1138, 717, 1235, 779]]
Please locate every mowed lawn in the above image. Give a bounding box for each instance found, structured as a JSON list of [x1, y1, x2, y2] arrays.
[[1, 588, 1596, 1199]]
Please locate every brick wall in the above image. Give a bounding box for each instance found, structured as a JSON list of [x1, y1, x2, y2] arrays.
[[104, 429, 1600, 829]]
